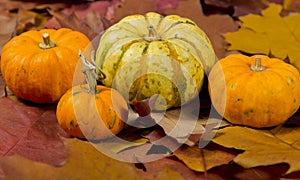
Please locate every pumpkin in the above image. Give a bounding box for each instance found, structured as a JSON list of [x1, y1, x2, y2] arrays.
[[95, 12, 216, 110], [56, 52, 128, 140], [1, 28, 90, 103], [209, 54, 300, 128]]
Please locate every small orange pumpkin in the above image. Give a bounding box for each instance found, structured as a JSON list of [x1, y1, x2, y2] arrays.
[[1, 28, 90, 103], [56, 52, 128, 140], [209, 54, 300, 128]]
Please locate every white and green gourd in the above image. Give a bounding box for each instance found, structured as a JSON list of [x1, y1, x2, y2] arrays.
[[96, 12, 216, 110]]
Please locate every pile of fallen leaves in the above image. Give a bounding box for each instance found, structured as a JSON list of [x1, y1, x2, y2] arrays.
[[1, 0, 300, 179]]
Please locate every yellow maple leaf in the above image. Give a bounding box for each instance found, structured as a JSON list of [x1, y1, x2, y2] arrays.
[[225, 3, 300, 70], [212, 126, 300, 174]]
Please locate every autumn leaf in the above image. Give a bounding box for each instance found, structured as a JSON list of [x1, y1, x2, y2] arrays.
[[0, 97, 67, 166], [0, 168, 3, 179], [0, 72, 6, 98], [47, 10, 99, 40], [174, 144, 235, 172], [203, 0, 270, 16], [90, 130, 149, 160], [150, 166, 185, 180], [137, 157, 203, 180], [155, 0, 180, 14], [16, 9, 51, 34], [149, 100, 205, 146], [152, 106, 229, 146], [0, 138, 142, 179], [212, 126, 300, 174], [283, 0, 300, 11], [46, 1, 119, 39], [0, 0, 36, 14], [0, 14, 17, 53], [225, 3, 300, 70]]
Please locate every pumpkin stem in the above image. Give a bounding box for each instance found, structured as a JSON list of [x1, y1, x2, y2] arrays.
[[144, 25, 161, 41], [39, 33, 56, 49], [79, 50, 106, 94], [250, 56, 266, 72]]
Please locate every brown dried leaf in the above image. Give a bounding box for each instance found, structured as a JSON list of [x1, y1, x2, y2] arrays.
[[113, 0, 157, 22], [203, 0, 270, 16], [0, 15, 17, 53], [174, 144, 236, 172], [0, 0, 36, 14], [151, 166, 185, 180], [145, 99, 205, 146], [136, 156, 205, 179], [283, 0, 300, 11], [90, 129, 149, 160], [16, 9, 50, 34], [47, 9, 98, 39], [46, 1, 119, 39]]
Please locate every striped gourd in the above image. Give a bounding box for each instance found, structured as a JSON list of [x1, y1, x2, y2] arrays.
[[96, 12, 216, 110]]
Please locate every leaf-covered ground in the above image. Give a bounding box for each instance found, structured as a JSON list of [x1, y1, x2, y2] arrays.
[[1, 0, 300, 179]]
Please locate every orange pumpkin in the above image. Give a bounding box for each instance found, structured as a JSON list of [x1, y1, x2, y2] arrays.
[[209, 54, 300, 128], [56, 84, 128, 140], [1, 28, 90, 103], [56, 52, 128, 140]]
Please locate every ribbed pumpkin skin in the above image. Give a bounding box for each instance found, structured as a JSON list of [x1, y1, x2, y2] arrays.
[[1, 28, 90, 103], [56, 85, 128, 140], [96, 12, 216, 109], [209, 54, 300, 128]]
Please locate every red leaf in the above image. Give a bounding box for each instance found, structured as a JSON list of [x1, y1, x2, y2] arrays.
[[0, 167, 3, 179], [0, 97, 67, 166], [0, 72, 5, 98], [156, 0, 180, 14]]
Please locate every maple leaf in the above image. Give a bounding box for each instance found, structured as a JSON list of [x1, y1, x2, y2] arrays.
[[137, 156, 204, 179], [47, 9, 99, 40], [46, 1, 119, 39], [90, 129, 149, 161], [174, 144, 235, 172], [0, 97, 67, 166], [212, 126, 300, 174], [0, 138, 142, 179], [225, 3, 300, 70]]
